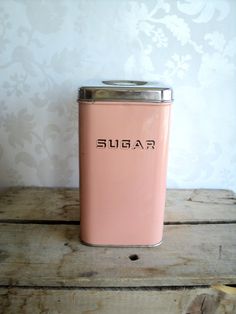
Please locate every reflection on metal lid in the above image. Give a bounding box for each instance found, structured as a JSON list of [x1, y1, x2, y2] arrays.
[[78, 80, 173, 103]]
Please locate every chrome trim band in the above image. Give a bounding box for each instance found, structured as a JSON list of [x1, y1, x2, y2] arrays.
[[78, 80, 173, 103], [80, 239, 163, 248]]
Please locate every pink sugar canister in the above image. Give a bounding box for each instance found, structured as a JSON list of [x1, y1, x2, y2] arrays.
[[78, 80, 173, 246]]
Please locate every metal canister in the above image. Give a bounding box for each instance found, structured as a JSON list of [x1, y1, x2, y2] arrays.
[[78, 80, 173, 246]]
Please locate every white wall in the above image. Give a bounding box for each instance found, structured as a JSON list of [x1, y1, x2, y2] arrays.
[[0, 0, 235, 190]]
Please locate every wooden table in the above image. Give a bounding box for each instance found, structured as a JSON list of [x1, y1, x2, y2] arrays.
[[0, 188, 236, 313]]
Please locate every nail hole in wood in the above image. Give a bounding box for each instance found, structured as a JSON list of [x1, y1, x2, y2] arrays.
[[129, 254, 139, 261]]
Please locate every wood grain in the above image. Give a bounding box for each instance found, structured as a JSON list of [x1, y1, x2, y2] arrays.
[[0, 188, 236, 313], [0, 188, 235, 223], [0, 188, 80, 222], [0, 287, 236, 314], [0, 223, 235, 287]]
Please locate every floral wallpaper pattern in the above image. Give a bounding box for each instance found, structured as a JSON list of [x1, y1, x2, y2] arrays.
[[0, 0, 236, 190]]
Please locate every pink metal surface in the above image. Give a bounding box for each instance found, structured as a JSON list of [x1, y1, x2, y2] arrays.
[[79, 101, 171, 246]]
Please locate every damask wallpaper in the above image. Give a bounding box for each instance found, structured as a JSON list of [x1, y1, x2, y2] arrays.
[[0, 0, 235, 190]]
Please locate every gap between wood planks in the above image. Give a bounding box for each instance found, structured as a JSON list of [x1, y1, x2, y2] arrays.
[[0, 284, 235, 291], [0, 219, 236, 225], [0, 284, 214, 291]]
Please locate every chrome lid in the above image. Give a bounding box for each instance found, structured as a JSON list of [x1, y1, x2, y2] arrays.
[[78, 80, 173, 103]]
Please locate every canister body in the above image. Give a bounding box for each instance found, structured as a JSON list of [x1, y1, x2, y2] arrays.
[[79, 101, 171, 246]]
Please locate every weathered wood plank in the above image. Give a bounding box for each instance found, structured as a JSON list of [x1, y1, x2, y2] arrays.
[[0, 223, 235, 287], [0, 188, 235, 223], [165, 189, 236, 223], [0, 287, 236, 314], [0, 188, 80, 222]]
